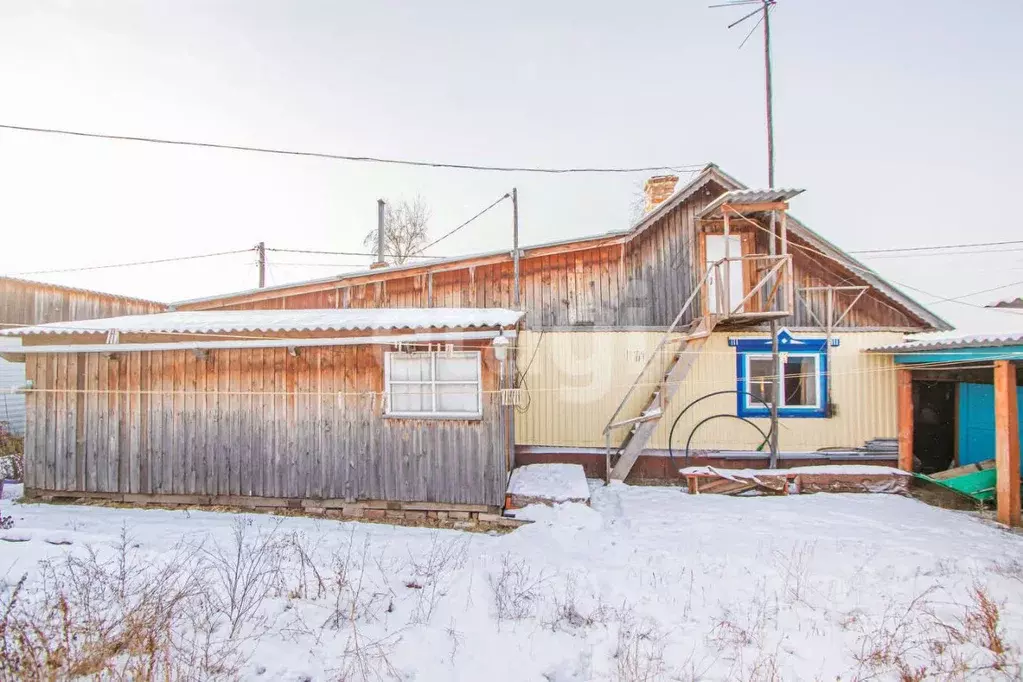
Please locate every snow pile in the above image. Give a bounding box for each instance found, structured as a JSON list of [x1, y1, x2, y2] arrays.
[[507, 463, 590, 504], [0, 487, 1021, 680]]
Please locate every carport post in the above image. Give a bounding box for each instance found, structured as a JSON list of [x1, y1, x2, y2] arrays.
[[994, 360, 1021, 527], [897, 368, 914, 472]]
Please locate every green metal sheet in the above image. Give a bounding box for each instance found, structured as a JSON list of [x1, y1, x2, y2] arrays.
[[915, 469, 997, 503]]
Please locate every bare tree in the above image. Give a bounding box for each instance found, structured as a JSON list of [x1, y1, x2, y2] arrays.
[[363, 195, 432, 264]]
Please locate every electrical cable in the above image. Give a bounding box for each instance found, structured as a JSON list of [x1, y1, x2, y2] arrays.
[[0, 123, 707, 174], [413, 194, 511, 255], [4, 249, 254, 276], [267, 248, 444, 260]]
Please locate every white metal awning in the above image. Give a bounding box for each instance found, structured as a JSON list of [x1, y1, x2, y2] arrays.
[[0, 308, 525, 337]]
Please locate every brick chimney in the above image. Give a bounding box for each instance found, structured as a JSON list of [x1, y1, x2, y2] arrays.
[[644, 175, 679, 213]]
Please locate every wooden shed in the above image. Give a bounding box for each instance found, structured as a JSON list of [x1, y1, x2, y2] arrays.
[[1, 308, 522, 511], [0, 277, 165, 436]]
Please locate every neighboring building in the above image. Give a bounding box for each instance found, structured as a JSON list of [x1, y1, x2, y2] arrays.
[[2, 163, 951, 509], [990, 296, 1023, 309], [0, 277, 165, 435], [868, 333, 1021, 526]]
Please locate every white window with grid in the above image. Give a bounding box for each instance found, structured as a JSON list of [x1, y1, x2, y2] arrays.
[[385, 350, 482, 418]]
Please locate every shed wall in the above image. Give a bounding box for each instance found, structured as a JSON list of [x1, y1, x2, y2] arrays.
[[514, 330, 903, 451], [22, 343, 506, 506]]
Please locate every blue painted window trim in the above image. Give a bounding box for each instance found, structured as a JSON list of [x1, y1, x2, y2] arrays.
[[731, 330, 833, 419]]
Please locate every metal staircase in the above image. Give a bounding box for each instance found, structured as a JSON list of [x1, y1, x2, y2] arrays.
[[603, 254, 793, 482]]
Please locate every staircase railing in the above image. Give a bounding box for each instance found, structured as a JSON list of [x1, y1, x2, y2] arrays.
[[601, 253, 792, 475]]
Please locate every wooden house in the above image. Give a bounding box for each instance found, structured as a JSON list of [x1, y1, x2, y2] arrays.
[[2, 163, 950, 510], [0, 277, 164, 436]]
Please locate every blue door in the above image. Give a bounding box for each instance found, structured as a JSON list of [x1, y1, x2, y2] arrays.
[[957, 383, 1023, 467]]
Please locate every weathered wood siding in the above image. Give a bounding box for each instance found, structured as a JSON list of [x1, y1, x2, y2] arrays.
[[1, 278, 165, 435], [22, 343, 506, 506], [0, 277, 164, 327], [184, 193, 925, 331]]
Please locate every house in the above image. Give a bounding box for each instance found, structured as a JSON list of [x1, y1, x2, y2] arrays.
[[0, 277, 165, 436], [1, 164, 950, 511], [867, 333, 1021, 526]]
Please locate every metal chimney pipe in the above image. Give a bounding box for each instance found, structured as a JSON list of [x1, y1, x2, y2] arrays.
[[373, 199, 388, 268]]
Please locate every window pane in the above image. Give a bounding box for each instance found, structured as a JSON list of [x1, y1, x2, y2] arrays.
[[390, 383, 432, 412], [390, 354, 431, 381], [747, 356, 775, 406], [436, 354, 479, 381], [783, 356, 818, 407], [437, 383, 479, 413]]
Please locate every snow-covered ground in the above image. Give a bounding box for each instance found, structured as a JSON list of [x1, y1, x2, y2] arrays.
[[2, 483, 1022, 681]]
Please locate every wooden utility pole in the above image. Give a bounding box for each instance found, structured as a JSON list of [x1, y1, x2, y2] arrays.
[[256, 241, 266, 288], [714, 0, 781, 465], [512, 187, 520, 307], [763, 0, 781, 467]]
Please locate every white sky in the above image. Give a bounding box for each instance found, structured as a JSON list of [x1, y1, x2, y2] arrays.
[[0, 0, 1021, 333]]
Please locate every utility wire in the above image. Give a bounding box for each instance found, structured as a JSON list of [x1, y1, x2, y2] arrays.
[[0, 123, 707, 175], [4, 248, 254, 276], [858, 247, 1023, 260], [848, 239, 1023, 255], [267, 247, 444, 260], [414, 194, 511, 255]]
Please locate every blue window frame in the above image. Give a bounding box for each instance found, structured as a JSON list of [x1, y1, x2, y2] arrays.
[[731, 330, 834, 419]]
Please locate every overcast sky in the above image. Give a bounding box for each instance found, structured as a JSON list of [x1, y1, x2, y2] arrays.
[[0, 0, 1021, 333]]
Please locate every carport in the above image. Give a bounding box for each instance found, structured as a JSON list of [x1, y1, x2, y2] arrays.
[[869, 334, 1022, 527]]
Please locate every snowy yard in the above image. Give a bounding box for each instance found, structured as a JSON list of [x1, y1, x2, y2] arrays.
[[2, 484, 1023, 681]]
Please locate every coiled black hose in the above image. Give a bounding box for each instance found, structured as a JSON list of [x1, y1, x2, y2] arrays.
[[666, 390, 776, 472]]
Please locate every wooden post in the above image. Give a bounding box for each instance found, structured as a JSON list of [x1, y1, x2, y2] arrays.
[[897, 368, 914, 472], [722, 207, 731, 314], [994, 360, 1021, 527], [512, 188, 520, 308]]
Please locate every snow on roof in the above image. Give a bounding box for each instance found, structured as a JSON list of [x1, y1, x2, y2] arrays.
[[0, 308, 525, 337], [867, 331, 1023, 353]]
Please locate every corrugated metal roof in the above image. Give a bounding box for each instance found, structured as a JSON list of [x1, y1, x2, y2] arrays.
[[0, 308, 525, 337], [867, 331, 1023, 353], [989, 296, 1023, 309], [697, 188, 805, 219]]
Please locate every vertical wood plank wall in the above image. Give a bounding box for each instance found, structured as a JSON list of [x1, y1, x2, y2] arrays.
[[189, 200, 922, 331], [23, 344, 507, 506], [0, 278, 164, 326]]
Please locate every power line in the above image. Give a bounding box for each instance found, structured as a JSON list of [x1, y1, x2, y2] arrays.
[[267, 247, 444, 260], [855, 248, 1023, 261], [4, 248, 254, 276], [414, 193, 511, 255], [0, 123, 707, 175], [849, 239, 1023, 255]]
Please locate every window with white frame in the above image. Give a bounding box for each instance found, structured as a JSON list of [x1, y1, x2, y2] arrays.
[[385, 350, 482, 418], [733, 330, 831, 418]]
